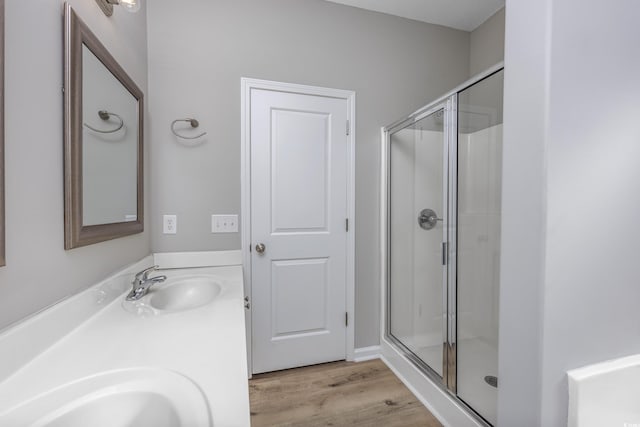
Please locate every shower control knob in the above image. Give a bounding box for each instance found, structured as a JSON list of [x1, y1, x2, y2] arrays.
[[418, 208, 442, 230], [255, 243, 266, 254]]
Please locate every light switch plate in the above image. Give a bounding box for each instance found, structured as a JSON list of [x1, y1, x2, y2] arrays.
[[163, 215, 177, 234], [212, 215, 238, 233]]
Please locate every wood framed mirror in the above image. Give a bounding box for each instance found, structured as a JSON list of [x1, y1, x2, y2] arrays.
[[0, 0, 5, 265], [63, 4, 143, 249]]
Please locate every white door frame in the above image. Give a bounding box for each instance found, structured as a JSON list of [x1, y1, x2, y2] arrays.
[[240, 78, 356, 375]]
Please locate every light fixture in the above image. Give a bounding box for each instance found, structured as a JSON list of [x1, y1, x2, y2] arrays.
[[119, 0, 141, 13], [95, 0, 140, 17]]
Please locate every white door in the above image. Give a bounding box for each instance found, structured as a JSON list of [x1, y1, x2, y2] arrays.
[[250, 86, 349, 374]]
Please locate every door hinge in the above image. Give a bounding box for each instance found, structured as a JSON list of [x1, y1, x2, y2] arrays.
[[346, 120, 350, 136], [345, 218, 349, 232], [442, 242, 447, 266], [345, 312, 349, 327]]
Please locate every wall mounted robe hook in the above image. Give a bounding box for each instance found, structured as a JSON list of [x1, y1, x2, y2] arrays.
[[84, 110, 124, 134], [171, 118, 207, 139]]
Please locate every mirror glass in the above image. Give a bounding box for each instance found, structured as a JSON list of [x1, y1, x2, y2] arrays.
[[64, 5, 143, 249], [81, 46, 138, 226]]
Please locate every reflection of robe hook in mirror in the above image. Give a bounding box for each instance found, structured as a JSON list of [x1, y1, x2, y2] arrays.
[[171, 118, 207, 140], [84, 110, 124, 134]]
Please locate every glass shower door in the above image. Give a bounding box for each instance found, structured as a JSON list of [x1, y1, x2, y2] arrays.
[[388, 106, 448, 379], [384, 65, 504, 427], [456, 69, 504, 425]]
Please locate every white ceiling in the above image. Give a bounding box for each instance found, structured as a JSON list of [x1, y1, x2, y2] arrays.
[[323, 0, 505, 32]]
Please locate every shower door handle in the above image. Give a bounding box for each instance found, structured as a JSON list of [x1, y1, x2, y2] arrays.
[[418, 208, 442, 230]]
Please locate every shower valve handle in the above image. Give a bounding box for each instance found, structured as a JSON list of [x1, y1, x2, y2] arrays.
[[418, 208, 442, 230]]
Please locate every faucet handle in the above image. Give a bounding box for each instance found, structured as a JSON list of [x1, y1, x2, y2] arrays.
[[135, 265, 159, 281]]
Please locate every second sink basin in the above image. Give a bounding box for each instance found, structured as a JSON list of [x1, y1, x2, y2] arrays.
[[149, 276, 222, 312], [0, 368, 212, 427]]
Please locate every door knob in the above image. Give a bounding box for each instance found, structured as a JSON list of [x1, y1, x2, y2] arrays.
[[255, 243, 266, 254], [418, 208, 442, 230]]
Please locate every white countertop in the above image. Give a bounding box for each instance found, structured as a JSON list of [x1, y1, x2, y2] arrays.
[[0, 263, 250, 427]]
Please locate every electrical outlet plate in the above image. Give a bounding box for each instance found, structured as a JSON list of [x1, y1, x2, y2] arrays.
[[211, 215, 238, 233], [163, 215, 177, 234]]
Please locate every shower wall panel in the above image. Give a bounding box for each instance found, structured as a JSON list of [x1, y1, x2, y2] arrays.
[[389, 128, 416, 346], [457, 124, 502, 344], [457, 124, 502, 426], [389, 113, 445, 378]]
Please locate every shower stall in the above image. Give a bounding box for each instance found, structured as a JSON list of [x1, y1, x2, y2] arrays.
[[381, 65, 503, 426]]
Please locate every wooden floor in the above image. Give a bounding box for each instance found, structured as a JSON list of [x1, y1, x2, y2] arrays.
[[249, 359, 443, 427]]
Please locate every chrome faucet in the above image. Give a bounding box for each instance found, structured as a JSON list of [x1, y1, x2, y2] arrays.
[[126, 265, 167, 301]]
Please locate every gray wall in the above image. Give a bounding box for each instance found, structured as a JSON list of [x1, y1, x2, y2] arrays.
[[500, 0, 640, 425], [147, 0, 471, 348], [0, 1, 150, 331], [469, 8, 505, 76]]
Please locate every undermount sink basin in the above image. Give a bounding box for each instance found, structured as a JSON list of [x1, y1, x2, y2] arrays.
[[0, 368, 212, 427], [149, 277, 221, 312]]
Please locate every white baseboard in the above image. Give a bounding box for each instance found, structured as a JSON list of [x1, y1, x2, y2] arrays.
[[353, 345, 381, 362]]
